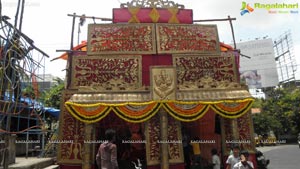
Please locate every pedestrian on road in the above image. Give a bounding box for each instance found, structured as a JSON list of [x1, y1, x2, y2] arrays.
[[226, 145, 240, 169], [233, 150, 254, 169]]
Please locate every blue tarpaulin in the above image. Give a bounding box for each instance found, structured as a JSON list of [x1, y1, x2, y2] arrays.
[[43, 107, 60, 118], [4, 94, 60, 118]]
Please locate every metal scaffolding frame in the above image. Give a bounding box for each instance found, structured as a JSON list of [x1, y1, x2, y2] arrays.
[[0, 0, 50, 167], [273, 30, 297, 84]]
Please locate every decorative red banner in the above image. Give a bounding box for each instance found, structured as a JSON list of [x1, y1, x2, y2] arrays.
[[113, 8, 193, 24]]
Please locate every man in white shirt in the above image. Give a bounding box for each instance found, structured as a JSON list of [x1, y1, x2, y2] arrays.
[[211, 148, 220, 169], [226, 145, 240, 169], [233, 150, 254, 169]]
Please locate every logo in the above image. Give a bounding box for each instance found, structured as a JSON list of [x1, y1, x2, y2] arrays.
[[240, 1, 254, 15], [240, 2, 299, 15]]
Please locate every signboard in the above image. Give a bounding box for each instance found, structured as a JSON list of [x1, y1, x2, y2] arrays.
[[237, 39, 279, 88]]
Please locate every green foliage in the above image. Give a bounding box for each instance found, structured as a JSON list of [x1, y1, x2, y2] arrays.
[[252, 98, 263, 108], [42, 77, 64, 109], [252, 112, 282, 135], [252, 87, 300, 136], [22, 85, 36, 98]]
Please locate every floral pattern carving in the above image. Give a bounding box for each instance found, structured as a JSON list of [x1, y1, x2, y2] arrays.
[[71, 55, 142, 89], [88, 24, 156, 55], [173, 53, 238, 85], [157, 24, 220, 54]]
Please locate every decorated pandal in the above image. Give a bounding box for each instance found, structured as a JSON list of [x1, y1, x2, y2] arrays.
[[57, 0, 257, 169]]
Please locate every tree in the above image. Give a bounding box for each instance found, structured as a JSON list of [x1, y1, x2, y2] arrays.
[[252, 87, 300, 137], [252, 112, 282, 135], [42, 77, 64, 109]]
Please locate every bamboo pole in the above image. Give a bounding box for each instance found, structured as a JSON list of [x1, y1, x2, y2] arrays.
[[67, 13, 112, 21], [193, 16, 237, 49], [193, 17, 236, 22], [228, 16, 237, 49], [65, 13, 76, 89]]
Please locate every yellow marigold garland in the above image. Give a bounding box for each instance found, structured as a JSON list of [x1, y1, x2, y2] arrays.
[[114, 103, 162, 123], [163, 102, 208, 116], [114, 102, 160, 117], [64, 99, 254, 123], [163, 103, 210, 122], [210, 99, 254, 119], [65, 102, 112, 124]]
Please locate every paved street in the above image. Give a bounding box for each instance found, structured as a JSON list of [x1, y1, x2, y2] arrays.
[[257, 144, 300, 169]]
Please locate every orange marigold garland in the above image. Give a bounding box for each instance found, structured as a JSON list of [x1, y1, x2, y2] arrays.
[[65, 102, 112, 123], [164, 102, 208, 116], [211, 99, 254, 118], [64, 99, 254, 123], [113, 102, 161, 123], [163, 102, 210, 122]]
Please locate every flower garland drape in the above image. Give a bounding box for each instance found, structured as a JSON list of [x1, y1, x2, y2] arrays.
[[65, 99, 254, 123]]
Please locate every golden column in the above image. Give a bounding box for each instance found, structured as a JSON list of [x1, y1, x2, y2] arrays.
[[160, 109, 169, 169], [82, 123, 94, 169], [151, 66, 177, 169], [231, 119, 239, 142]]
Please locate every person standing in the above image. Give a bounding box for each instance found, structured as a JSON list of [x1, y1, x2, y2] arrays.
[[190, 137, 202, 169], [96, 129, 119, 169], [211, 148, 221, 169], [233, 150, 254, 169], [226, 145, 240, 169], [182, 128, 192, 169], [298, 133, 300, 148]]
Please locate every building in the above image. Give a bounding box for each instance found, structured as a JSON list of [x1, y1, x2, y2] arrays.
[[56, 1, 257, 169]]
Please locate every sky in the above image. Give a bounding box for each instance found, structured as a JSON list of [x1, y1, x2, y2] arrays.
[[1, 0, 300, 80]]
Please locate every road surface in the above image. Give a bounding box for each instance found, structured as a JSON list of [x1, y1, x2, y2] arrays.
[[257, 144, 300, 169]]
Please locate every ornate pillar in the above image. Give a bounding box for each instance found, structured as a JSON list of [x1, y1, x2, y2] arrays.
[[160, 109, 169, 169], [221, 118, 239, 156], [231, 119, 239, 141], [82, 123, 94, 169], [150, 66, 177, 169]]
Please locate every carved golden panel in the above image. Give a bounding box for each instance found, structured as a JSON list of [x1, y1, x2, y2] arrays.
[[173, 52, 238, 85], [168, 115, 184, 164], [156, 24, 220, 54], [145, 114, 160, 166], [88, 24, 156, 55], [150, 66, 177, 100], [58, 90, 85, 164], [71, 55, 142, 90]]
